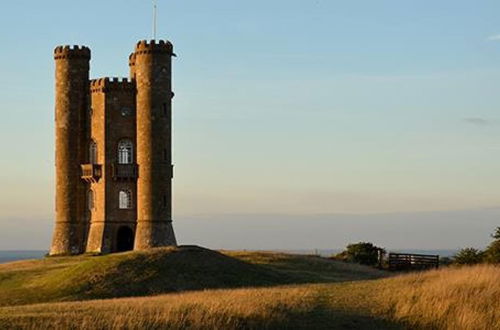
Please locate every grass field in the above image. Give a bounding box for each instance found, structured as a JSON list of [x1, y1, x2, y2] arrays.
[[0, 246, 498, 329]]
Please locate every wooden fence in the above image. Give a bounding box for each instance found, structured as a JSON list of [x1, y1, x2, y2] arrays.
[[388, 253, 439, 271]]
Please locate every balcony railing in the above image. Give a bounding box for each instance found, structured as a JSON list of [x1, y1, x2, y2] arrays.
[[81, 164, 102, 183], [112, 163, 138, 180]]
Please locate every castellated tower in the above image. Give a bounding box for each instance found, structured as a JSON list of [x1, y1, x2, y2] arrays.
[[49, 40, 177, 255], [50, 46, 91, 255], [133, 40, 177, 249]]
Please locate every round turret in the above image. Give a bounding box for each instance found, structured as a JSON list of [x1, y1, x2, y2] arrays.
[[50, 44, 90, 255], [133, 39, 177, 249]]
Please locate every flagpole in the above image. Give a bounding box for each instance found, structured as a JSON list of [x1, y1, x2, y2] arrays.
[[153, 0, 157, 40]]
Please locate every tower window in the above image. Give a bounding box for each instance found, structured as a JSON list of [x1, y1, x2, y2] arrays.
[[119, 190, 132, 209], [89, 140, 98, 164], [118, 139, 133, 164], [88, 190, 95, 210]]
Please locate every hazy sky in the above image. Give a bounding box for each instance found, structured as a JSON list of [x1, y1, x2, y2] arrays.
[[1, 0, 499, 250]]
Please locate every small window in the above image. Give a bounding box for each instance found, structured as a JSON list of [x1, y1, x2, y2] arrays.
[[163, 194, 168, 208], [89, 140, 97, 164], [119, 190, 132, 209], [88, 190, 95, 210], [118, 139, 133, 164]]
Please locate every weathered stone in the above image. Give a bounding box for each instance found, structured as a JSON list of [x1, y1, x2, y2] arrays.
[[50, 41, 177, 255]]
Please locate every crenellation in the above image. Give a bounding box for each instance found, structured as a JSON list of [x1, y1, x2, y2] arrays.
[[54, 45, 91, 60], [134, 39, 174, 56], [129, 53, 136, 66], [90, 77, 136, 93]]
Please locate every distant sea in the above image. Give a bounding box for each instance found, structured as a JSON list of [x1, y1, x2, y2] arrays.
[[0, 249, 458, 264], [277, 249, 458, 258], [0, 251, 47, 264]]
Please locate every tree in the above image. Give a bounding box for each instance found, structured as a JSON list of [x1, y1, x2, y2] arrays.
[[483, 227, 500, 264], [335, 242, 385, 266], [492, 227, 500, 240], [453, 248, 483, 265]]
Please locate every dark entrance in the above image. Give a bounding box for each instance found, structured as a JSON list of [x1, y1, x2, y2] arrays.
[[116, 226, 134, 252]]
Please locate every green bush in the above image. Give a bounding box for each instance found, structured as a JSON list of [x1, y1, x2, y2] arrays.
[[453, 248, 484, 265], [335, 242, 385, 266], [483, 227, 500, 264]]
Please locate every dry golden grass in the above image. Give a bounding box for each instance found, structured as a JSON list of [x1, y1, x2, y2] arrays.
[[371, 264, 500, 330], [0, 264, 498, 330]]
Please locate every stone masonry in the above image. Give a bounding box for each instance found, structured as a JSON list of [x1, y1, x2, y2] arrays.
[[49, 41, 177, 255]]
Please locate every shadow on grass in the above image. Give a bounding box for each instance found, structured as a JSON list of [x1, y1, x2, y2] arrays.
[[275, 306, 405, 330], [0, 245, 390, 307], [79, 246, 389, 301]]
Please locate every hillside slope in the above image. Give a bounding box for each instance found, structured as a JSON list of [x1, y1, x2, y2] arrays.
[[0, 264, 498, 330], [0, 246, 386, 307]]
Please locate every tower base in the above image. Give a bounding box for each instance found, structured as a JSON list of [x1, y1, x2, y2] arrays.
[[134, 220, 176, 250], [49, 222, 86, 256]]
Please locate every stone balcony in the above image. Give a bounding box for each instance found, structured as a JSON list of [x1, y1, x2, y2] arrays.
[[81, 164, 102, 183], [112, 163, 138, 180]]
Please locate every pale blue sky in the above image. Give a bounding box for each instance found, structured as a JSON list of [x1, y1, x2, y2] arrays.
[[0, 1, 499, 250]]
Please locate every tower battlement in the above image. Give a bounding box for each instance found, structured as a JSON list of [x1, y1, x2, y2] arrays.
[[134, 40, 174, 55], [54, 45, 91, 60], [129, 53, 136, 67], [90, 77, 135, 93]]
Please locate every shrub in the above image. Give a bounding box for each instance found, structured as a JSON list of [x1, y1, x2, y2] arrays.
[[335, 242, 385, 266], [453, 248, 484, 265], [483, 227, 500, 264]]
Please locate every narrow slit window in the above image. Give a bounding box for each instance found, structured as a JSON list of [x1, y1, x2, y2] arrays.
[[88, 190, 94, 210], [89, 140, 97, 164]]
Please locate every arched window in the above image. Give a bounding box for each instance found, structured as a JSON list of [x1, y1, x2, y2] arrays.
[[89, 140, 97, 164], [88, 190, 94, 210], [119, 190, 132, 209], [118, 139, 133, 164]]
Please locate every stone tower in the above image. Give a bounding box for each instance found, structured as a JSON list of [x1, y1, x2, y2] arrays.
[[134, 41, 176, 249], [50, 46, 91, 255], [49, 40, 177, 255]]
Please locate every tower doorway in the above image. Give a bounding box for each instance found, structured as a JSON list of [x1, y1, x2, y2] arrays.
[[116, 226, 134, 252]]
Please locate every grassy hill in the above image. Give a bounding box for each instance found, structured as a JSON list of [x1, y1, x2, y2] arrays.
[[0, 246, 498, 329], [0, 246, 385, 307]]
